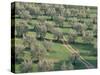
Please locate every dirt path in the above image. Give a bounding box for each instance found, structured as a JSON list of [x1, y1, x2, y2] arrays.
[[62, 36, 94, 69]]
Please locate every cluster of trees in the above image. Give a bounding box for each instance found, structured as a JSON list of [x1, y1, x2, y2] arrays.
[[15, 35, 76, 72], [15, 21, 28, 37], [14, 2, 97, 29], [12, 2, 97, 73], [14, 2, 97, 18], [15, 20, 97, 49], [14, 2, 97, 45], [15, 34, 54, 72]]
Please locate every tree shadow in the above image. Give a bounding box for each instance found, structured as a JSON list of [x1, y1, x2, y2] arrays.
[[44, 38, 68, 44]]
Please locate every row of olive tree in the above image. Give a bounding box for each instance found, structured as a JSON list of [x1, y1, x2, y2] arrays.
[[15, 2, 96, 19]]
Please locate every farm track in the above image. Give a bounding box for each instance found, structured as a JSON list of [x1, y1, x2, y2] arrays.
[[62, 36, 95, 69]]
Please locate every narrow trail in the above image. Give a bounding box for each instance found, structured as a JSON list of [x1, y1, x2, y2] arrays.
[[62, 36, 94, 69]]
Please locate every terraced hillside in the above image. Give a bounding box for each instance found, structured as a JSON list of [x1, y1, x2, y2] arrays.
[[11, 2, 97, 73]]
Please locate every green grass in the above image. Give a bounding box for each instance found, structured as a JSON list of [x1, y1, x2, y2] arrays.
[[63, 22, 72, 27], [82, 56, 97, 67], [47, 42, 70, 61], [32, 64, 38, 72], [70, 43, 95, 56], [70, 43, 97, 67], [26, 31, 36, 37], [76, 36, 83, 43], [46, 32, 53, 39], [70, 43, 95, 52], [28, 20, 38, 29], [60, 28, 72, 33], [15, 38, 23, 45], [15, 63, 38, 73], [38, 15, 51, 20], [15, 64, 21, 73]]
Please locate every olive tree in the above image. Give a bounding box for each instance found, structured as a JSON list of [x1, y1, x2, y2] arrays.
[[15, 21, 28, 37], [70, 52, 80, 66], [18, 10, 32, 20], [31, 43, 47, 62], [38, 59, 54, 71], [15, 45, 25, 64], [61, 62, 67, 70], [15, 2, 25, 16], [67, 29, 77, 43], [77, 8, 87, 18], [71, 17, 78, 25], [46, 7, 56, 19], [45, 21, 55, 32], [20, 58, 33, 73], [23, 34, 36, 49], [73, 23, 87, 35], [43, 40, 52, 52], [61, 61, 74, 70], [15, 3, 32, 19], [54, 15, 65, 27], [26, 5, 42, 17], [34, 23, 47, 40], [52, 28, 63, 41], [64, 9, 71, 17], [37, 16, 46, 24], [54, 5, 65, 16], [82, 30, 94, 44]]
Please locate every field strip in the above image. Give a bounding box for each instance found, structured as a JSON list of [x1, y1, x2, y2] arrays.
[[79, 56, 94, 68], [78, 58, 91, 68], [62, 36, 94, 68]]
